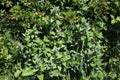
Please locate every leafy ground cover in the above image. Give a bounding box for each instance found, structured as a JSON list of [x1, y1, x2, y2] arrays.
[[0, 0, 120, 80]]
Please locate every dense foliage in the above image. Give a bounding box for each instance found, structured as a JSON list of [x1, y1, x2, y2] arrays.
[[0, 0, 120, 80]]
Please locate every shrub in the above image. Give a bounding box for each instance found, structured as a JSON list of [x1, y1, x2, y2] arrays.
[[0, 0, 120, 80]]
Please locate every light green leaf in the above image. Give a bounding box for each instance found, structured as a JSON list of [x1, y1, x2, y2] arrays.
[[14, 70, 21, 78], [37, 74, 44, 80], [21, 67, 37, 76], [50, 70, 59, 77], [43, 36, 49, 42]]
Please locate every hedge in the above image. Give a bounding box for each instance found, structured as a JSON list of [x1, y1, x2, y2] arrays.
[[0, 0, 120, 80]]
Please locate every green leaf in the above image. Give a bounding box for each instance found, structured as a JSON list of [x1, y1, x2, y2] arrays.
[[49, 70, 59, 77], [111, 19, 116, 24], [14, 70, 21, 78], [50, 31, 55, 35], [56, 20, 61, 26], [21, 67, 37, 76], [43, 36, 49, 42], [37, 74, 44, 80]]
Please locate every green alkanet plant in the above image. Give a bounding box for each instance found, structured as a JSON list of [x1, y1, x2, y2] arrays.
[[0, 0, 120, 80]]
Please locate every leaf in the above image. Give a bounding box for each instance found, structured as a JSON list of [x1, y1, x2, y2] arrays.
[[21, 67, 37, 76], [43, 36, 49, 42], [0, 47, 8, 58], [83, 6, 89, 11], [56, 20, 61, 26], [37, 74, 44, 80], [49, 70, 59, 77], [111, 19, 116, 24], [50, 31, 55, 35], [14, 70, 21, 78]]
